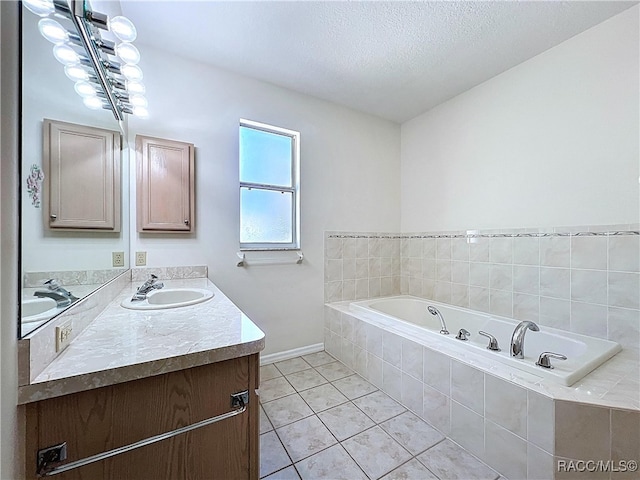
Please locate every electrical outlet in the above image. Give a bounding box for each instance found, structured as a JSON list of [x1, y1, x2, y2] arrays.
[[55, 321, 73, 352], [112, 251, 125, 267], [135, 251, 147, 266], [37, 443, 67, 470]]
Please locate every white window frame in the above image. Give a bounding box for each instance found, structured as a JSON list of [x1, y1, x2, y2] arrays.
[[239, 118, 300, 251]]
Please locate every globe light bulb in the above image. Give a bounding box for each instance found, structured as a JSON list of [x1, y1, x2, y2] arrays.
[[109, 16, 137, 42], [129, 94, 148, 108], [121, 64, 143, 81], [126, 80, 145, 94], [64, 65, 89, 82], [83, 96, 104, 110], [74, 81, 97, 98], [132, 106, 149, 118], [38, 18, 68, 44], [53, 44, 80, 66], [116, 43, 140, 65], [23, 0, 54, 17]]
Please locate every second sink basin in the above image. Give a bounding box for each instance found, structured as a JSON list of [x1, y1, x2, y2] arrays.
[[121, 288, 214, 310], [22, 297, 58, 322]]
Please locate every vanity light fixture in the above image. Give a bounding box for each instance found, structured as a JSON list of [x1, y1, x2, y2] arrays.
[[23, 0, 148, 120]]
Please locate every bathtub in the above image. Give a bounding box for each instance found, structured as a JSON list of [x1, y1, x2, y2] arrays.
[[349, 296, 621, 386]]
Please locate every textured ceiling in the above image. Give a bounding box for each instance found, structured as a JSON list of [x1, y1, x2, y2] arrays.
[[121, 1, 637, 123]]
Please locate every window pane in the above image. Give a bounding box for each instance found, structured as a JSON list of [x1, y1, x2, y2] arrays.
[[240, 187, 293, 244], [240, 126, 292, 187]]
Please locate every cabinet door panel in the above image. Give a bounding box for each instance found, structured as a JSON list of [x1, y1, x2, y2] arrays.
[[44, 119, 121, 231], [25, 356, 258, 480], [137, 135, 194, 232]]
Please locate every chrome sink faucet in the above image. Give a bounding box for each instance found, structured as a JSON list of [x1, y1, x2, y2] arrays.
[[428, 306, 449, 335], [33, 279, 78, 307], [510, 321, 539, 359], [131, 274, 164, 301]]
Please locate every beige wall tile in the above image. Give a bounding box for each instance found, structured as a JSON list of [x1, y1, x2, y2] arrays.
[[555, 401, 610, 460]]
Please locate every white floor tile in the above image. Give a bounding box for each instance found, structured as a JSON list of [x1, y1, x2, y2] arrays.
[[342, 426, 412, 479], [302, 351, 336, 367], [277, 416, 338, 462], [317, 402, 375, 441], [332, 374, 377, 399], [260, 405, 274, 434], [261, 364, 283, 381], [263, 394, 314, 428], [295, 444, 368, 480], [315, 361, 354, 381], [379, 458, 439, 480], [260, 431, 292, 478], [380, 412, 445, 455], [286, 369, 328, 392], [299, 383, 349, 413], [262, 465, 301, 480], [352, 390, 406, 423], [260, 377, 296, 403], [276, 357, 313, 375], [417, 439, 499, 480]]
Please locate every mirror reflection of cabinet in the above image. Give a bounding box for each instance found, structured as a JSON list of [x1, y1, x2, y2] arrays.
[[44, 119, 121, 231], [136, 135, 194, 233]]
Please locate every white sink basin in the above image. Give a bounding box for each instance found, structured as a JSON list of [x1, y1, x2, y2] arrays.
[[22, 297, 58, 323], [121, 288, 214, 310]]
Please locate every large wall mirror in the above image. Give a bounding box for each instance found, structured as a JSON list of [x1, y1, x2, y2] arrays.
[[20, 1, 130, 337]]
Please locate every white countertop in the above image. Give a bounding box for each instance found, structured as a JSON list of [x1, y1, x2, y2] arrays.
[[18, 278, 265, 404]]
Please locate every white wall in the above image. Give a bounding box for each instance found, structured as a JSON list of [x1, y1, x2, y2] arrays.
[[129, 45, 401, 355], [401, 5, 640, 232]]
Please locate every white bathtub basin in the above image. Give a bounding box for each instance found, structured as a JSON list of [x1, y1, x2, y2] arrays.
[[121, 288, 214, 310], [350, 296, 621, 386]]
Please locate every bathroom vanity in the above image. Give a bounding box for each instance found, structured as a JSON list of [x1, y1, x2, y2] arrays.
[[19, 273, 265, 479]]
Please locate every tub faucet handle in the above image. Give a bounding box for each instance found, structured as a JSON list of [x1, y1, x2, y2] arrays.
[[478, 331, 501, 351], [536, 352, 567, 369], [455, 328, 470, 341]]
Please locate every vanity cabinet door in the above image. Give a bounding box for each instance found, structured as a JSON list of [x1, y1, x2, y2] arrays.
[[25, 354, 260, 480], [136, 135, 195, 232], [44, 119, 121, 231]]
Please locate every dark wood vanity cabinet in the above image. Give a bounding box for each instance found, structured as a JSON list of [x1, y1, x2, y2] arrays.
[[25, 354, 260, 479]]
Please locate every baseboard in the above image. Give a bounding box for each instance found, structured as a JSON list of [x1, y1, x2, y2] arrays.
[[260, 343, 324, 365]]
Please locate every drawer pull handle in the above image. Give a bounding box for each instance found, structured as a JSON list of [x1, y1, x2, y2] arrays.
[[36, 390, 249, 477]]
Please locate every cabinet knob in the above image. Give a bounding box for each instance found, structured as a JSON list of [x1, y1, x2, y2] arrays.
[[184, 219, 190, 225], [50, 214, 57, 220]]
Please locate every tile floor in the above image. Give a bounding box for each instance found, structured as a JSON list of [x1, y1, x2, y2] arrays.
[[259, 351, 502, 480]]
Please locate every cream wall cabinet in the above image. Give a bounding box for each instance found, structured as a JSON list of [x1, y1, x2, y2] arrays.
[[136, 135, 195, 233], [44, 119, 121, 231]]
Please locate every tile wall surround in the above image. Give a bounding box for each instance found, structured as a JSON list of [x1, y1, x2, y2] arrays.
[[325, 225, 640, 349], [19, 265, 209, 386], [323, 305, 640, 480], [131, 265, 208, 281], [23, 268, 127, 287]]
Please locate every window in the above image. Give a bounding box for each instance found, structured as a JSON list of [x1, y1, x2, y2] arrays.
[[239, 119, 300, 250]]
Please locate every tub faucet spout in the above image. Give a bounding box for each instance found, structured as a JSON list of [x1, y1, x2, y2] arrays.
[[428, 306, 449, 335], [510, 321, 539, 359]]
